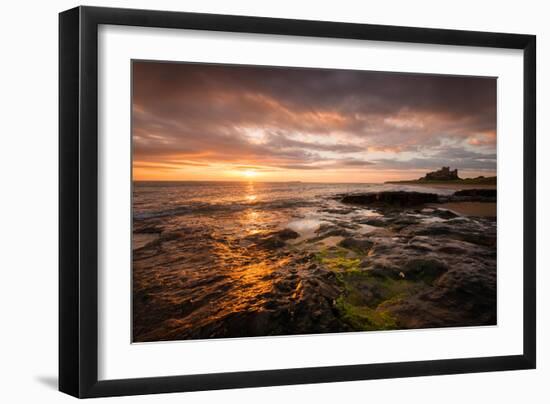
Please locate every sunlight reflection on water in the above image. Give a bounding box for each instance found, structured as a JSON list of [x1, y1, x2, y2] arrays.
[[287, 218, 327, 237]]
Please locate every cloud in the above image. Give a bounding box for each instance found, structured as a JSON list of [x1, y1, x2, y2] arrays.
[[276, 164, 323, 170], [338, 159, 376, 167], [264, 132, 366, 153], [132, 61, 496, 176], [373, 146, 496, 171]]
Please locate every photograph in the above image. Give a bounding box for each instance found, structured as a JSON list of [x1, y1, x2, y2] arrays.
[[131, 61, 497, 342]]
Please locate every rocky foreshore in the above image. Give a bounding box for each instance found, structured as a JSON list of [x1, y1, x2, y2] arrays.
[[340, 189, 496, 207], [133, 188, 497, 342], [320, 190, 496, 331]]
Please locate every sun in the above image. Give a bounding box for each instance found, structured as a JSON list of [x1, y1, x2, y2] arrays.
[[241, 170, 257, 178]]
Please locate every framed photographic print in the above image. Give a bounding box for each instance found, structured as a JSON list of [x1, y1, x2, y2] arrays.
[[59, 6, 536, 398]]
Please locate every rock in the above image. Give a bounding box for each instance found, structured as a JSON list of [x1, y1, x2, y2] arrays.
[[447, 188, 497, 203], [321, 208, 355, 215], [437, 241, 469, 255], [391, 216, 420, 226], [401, 258, 448, 284], [341, 191, 439, 207], [247, 228, 300, 250], [277, 228, 300, 240], [359, 217, 387, 227], [431, 209, 459, 219], [159, 232, 186, 242], [133, 218, 165, 233], [454, 189, 496, 198], [313, 225, 353, 239], [338, 237, 374, 253], [406, 221, 496, 248], [388, 215, 421, 231], [406, 236, 436, 252], [367, 265, 403, 280], [260, 237, 286, 249], [383, 259, 496, 329], [409, 222, 453, 236]]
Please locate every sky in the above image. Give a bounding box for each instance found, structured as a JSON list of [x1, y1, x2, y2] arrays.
[[132, 61, 496, 183]]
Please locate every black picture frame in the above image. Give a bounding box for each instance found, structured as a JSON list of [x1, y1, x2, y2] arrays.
[[59, 6, 536, 398]]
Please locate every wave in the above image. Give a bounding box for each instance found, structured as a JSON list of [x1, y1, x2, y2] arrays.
[[133, 198, 317, 220]]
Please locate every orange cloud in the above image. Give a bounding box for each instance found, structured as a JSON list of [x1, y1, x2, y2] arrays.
[[132, 61, 496, 182]]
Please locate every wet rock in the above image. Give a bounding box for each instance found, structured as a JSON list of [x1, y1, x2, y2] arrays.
[[321, 208, 355, 215], [387, 215, 421, 231], [260, 237, 286, 249], [342, 191, 439, 207], [338, 237, 374, 253], [431, 209, 459, 219], [436, 240, 474, 255], [406, 221, 496, 247], [365, 264, 403, 280], [454, 189, 497, 198], [406, 236, 436, 252], [438, 188, 497, 203], [247, 228, 300, 249], [386, 261, 496, 329], [133, 218, 165, 233], [401, 258, 448, 284], [368, 237, 397, 255], [338, 222, 362, 230], [391, 216, 420, 225], [411, 223, 453, 236], [359, 217, 387, 227], [277, 228, 300, 240], [159, 231, 187, 242], [311, 225, 353, 241]]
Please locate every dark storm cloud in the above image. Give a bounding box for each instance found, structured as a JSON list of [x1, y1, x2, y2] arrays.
[[264, 132, 365, 153], [374, 147, 497, 171], [132, 61, 496, 172]]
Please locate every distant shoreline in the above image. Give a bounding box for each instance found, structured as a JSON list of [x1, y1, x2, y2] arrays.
[[389, 182, 497, 191], [386, 176, 496, 186]]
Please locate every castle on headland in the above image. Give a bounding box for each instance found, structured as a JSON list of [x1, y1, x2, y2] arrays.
[[420, 167, 460, 181]]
